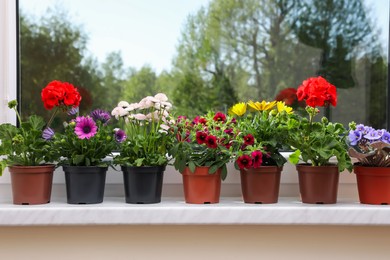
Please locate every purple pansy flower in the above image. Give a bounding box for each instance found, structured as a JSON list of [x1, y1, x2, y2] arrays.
[[42, 127, 55, 140], [74, 116, 97, 139], [90, 109, 111, 124]]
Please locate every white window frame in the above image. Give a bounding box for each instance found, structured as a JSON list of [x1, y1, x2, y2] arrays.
[[0, 0, 17, 125]]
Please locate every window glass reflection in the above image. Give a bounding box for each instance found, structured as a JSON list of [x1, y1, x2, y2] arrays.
[[19, 0, 389, 128]]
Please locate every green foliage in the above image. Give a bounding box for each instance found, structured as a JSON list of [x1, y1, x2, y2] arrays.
[[287, 107, 352, 172], [170, 112, 239, 180], [230, 101, 292, 168], [113, 94, 175, 167], [52, 115, 118, 167], [0, 101, 58, 175]]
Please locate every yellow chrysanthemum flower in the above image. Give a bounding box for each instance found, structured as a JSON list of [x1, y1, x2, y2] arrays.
[[276, 101, 293, 114], [248, 100, 276, 111], [229, 102, 247, 116]]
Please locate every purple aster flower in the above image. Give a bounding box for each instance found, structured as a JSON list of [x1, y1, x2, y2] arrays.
[[74, 116, 97, 139], [381, 131, 390, 144], [90, 109, 111, 124], [42, 127, 54, 140], [348, 130, 362, 145], [67, 106, 79, 116], [364, 130, 381, 141], [114, 129, 127, 143]]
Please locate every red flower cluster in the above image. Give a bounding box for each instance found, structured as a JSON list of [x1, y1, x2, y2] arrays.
[[41, 80, 82, 110], [296, 76, 337, 108], [275, 88, 298, 106], [236, 150, 263, 169]]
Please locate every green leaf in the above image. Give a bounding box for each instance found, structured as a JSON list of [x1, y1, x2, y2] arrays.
[[221, 164, 227, 181], [208, 164, 219, 174], [73, 154, 85, 165], [188, 161, 196, 173], [288, 150, 301, 165], [0, 160, 7, 176]]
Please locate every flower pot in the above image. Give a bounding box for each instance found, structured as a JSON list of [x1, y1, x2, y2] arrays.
[[63, 166, 107, 204], [240, 166, 282, 204], [121, 165, 165, 204], [296, 164, 339, 204], [354, 165, 390, 205], [9, 165, 55, 205], [182, 166, 221, 204]]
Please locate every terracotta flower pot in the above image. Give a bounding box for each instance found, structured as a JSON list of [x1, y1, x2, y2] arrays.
[[354, 165, 390, 205], [9, 164, 55, 205], [182, 166, 221, 204], [240, 166, 282, 204], [297, 164, 339, 204]]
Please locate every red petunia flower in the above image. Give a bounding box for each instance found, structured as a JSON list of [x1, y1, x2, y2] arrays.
[[193, 116, 208, 125], [236, 154, 253, 169], [196, 131, 208, 145], [243, 134, 255, 146], [251, 150, 263, 168], [213, 112, 227, 123], [205, 135, 218, 149]]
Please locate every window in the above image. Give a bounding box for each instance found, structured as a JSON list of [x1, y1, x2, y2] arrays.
[[18, 0, 389, 129]]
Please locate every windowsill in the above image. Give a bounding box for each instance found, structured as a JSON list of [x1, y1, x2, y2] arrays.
[[1, 195, 390, 226]]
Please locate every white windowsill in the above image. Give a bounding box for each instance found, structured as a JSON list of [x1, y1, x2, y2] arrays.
[[0, 191, 389, 226]]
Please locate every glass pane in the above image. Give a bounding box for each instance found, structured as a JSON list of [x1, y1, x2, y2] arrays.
[[19, 0, 389, 129]]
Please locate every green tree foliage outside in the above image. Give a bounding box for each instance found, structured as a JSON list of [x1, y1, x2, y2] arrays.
[[20, 0, 387, 127]]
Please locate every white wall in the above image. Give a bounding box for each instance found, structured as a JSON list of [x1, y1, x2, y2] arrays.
[[1, 225, 390, 260]]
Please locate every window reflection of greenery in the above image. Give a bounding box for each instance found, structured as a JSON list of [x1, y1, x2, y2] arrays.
[[19, 0, 388, 130]]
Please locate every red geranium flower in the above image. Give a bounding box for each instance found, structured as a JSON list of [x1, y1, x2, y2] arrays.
[[196, 131, 208, 144], [251, 150, 263, 168], [236, 154, 253, 169], [205, 135, 218, 148], [243, 134, 255, 146], [41, 80, 82, 110], [62, 82, 81, 107], [213, 112, 227, 123], [296, 76, 337, 107], [275, 87, 298, 106]]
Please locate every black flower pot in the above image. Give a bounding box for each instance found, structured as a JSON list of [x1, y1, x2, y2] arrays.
[[121, 165, 165, 204], [63, 166, 108, 204]]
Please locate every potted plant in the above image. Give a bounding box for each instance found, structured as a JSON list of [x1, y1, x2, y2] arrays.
[[0, 80, 81, 205], [229, 100, 293, 203], [348, 123, 390, 204], [52, 108, 123, 204], [287, 76, 352, 204], [111, 93, 174, 204], [170, 112, 239, 204]]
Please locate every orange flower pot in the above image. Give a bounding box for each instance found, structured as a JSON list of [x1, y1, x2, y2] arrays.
[[240, 166, 282, 204], [182, 166, 221, 204], [297, 164, 339, 204], [9, 165, 55, 205], [354, 165, 390, 205]]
